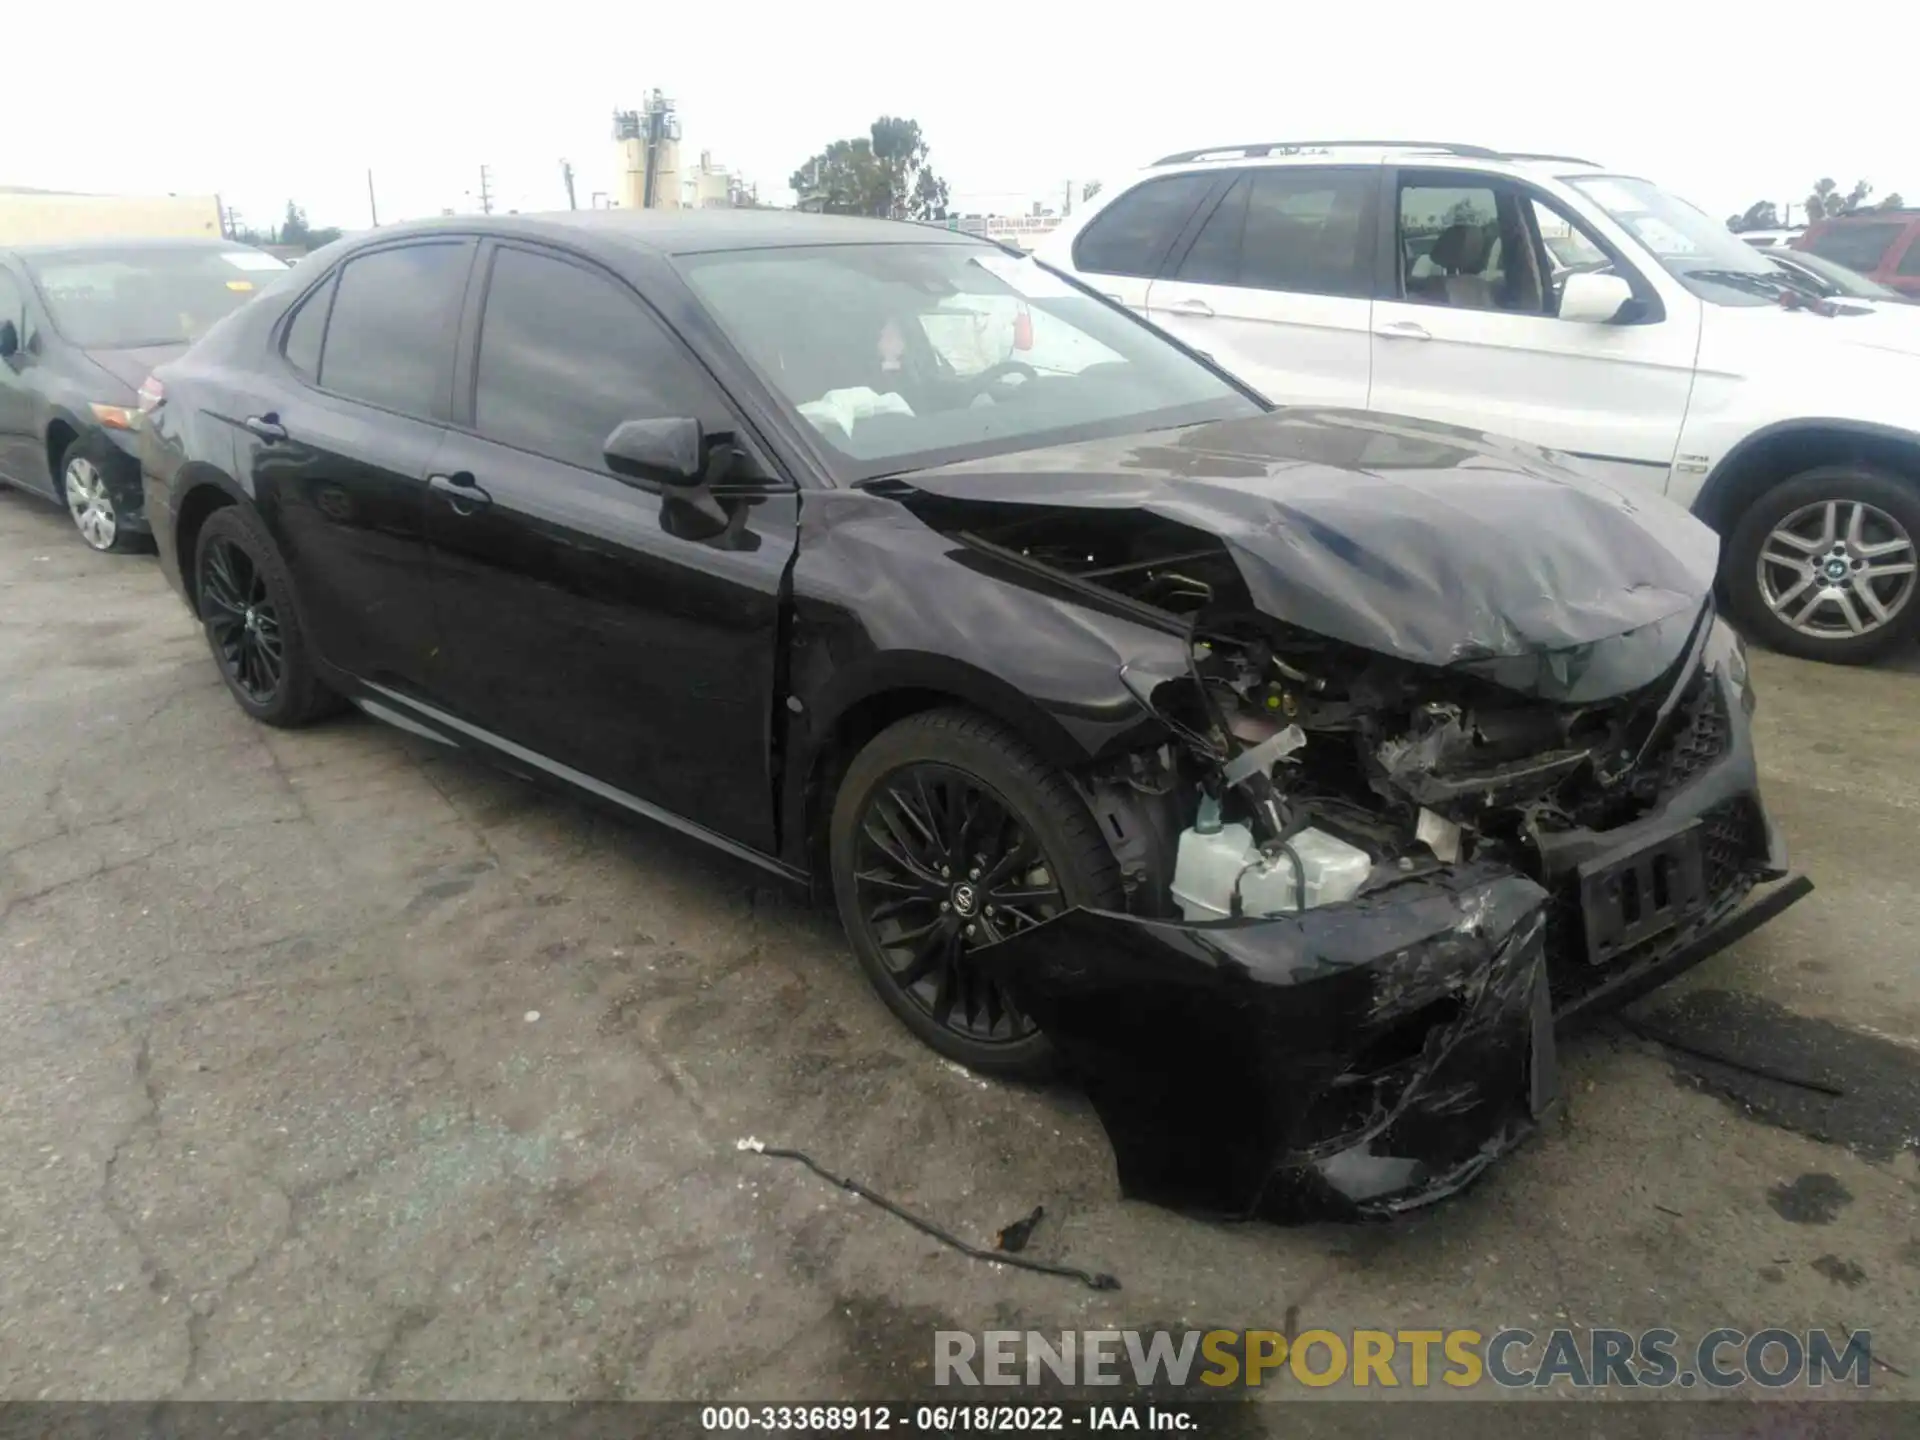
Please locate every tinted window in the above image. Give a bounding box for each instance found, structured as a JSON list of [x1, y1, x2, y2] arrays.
[[1239, 169, 1373, 296], [282, 274, 334, 380], [473, 247, 721, 473], [1896, 239, 1920, 278], [1803, 222, 1905, 273], [1072, 174, 1214, 277], [317, 243, 468, 418], [1175, 178, 1248, 285]]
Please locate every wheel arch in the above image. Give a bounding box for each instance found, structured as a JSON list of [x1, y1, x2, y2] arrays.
[[785, 651, 1150, 885], [1693, 418, 1920, 535], [43, 414, 81, 494], [171, 466, 250, 607]]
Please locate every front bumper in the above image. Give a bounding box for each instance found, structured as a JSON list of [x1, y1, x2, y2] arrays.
[[980, 638, 1807, 1223]]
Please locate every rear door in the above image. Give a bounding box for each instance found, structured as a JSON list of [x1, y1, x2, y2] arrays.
[[1144, 164, 1378, 406], [1059, 171, 1220, 314], [244, 238, 474, 694], [420, 241, 799, 853], [1366, 169, 1698, 491]]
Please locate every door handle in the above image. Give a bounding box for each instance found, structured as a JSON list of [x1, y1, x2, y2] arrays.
[[1169, 299, 1215, 318], [428, 471, 491, 514], [1374, 320, 1432, 340], [243, 413, 288, 442]]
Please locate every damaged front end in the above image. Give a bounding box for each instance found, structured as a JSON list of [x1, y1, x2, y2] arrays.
[[900, 420, 1809, 1220]]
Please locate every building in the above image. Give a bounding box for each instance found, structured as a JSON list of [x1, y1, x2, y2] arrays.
[[0, 186, 224, 244], [929, 213, 1063, 252], [614, 96, 682, 210]]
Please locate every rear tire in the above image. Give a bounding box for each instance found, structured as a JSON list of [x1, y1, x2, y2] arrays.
[[829, 708, 1122, 1080], [1723, 465, 1920, 665], [193, 505, 343, 727]]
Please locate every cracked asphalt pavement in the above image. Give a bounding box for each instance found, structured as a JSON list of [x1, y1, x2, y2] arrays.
[[3, 485, 1918, 1402]]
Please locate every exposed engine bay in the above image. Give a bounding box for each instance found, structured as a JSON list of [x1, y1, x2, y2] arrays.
[[957, 504, 1742, 959]]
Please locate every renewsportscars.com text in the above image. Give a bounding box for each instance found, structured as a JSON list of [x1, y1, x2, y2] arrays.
[[934, 1328, 1873, 1390]]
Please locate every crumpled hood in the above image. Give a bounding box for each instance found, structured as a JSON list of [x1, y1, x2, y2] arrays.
[[892, 408, 1719, 698]]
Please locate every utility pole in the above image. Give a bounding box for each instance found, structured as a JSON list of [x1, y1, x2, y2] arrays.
[[561, 159, 577, 210], [367, 169, 379, 227], [1064, 180, 1072, 217], [477, 165, 494, 216]]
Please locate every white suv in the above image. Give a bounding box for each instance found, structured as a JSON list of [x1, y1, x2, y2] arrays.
[[1036, 141, 1920, 665]]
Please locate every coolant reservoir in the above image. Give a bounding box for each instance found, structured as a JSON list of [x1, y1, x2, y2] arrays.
[[1171, 823, 1374, 922]]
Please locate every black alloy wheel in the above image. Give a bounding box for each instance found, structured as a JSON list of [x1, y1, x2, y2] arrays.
[[201, 535, 283, 706], [830, 709, 1123, 1078], [851, 762, 1061, 1045], [192, 505, 343, 727]]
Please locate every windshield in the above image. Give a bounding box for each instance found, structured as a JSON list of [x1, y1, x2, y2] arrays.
[[26, 246, 288, 348], [1801, 221, 1905, 274], [677, 242, 1260, 481], [1774, 250, 1903, 300], [1567, 175, 1801, 307]]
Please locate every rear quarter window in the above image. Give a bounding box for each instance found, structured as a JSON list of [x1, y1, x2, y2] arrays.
[[1071, 173, 1215, 278]]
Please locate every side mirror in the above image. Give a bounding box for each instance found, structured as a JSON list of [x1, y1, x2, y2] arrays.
[[0, 319, 18, 359], [602, 417, 706, 490], [1559, 271, 1635, 324]]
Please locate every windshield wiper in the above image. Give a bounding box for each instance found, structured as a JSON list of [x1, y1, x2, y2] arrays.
[[1683, 268, 1803, 299]]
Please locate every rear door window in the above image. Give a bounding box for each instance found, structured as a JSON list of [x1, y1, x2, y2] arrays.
[[1071, 173, 1215, 278], [1802, 222, 1905, 273], [315, 241, 470, 419]]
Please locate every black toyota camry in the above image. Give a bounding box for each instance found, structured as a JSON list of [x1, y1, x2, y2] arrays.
[[138, 210, 1808, 1222]]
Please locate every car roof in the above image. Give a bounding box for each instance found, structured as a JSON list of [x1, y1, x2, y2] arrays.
[[342, 209, 989, 257], [1, 235, 259, 260]]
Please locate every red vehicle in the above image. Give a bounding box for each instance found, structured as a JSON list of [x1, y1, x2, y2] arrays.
[[1792, 210, 1920, 297]]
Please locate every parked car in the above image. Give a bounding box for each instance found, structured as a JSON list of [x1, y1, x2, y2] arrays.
[[139, 211, 1804, 1220], [1766, 247, 1915, 305], [1037, 142, 1920, 665], [0, 237, 286, 551], [1793, 210, 1920, 297]]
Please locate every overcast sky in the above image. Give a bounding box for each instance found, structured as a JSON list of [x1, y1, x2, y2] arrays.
[[11, 1, 1915, 233]]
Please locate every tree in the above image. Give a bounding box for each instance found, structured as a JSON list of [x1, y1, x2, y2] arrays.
[[272, 200, 341, 251], [1805, 178, 1902, 220], [791, 117, 949, 220], [1725, 200, 1780, 233], [279, 200, 311, 248]]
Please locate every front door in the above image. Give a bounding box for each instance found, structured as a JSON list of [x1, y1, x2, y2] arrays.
[[243, 239, 475, 694], [421, 242, 798, 853], [1145, 164, 1378, 407], [0, 264, 46, 491], [1366, 169, 1700, 493]]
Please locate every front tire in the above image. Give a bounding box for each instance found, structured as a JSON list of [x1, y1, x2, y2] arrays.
[[1724, 465, 1920, 665], [58, 439, 150, 554], [193, 505, 342, 727], [829, 708, 1123, 1079]]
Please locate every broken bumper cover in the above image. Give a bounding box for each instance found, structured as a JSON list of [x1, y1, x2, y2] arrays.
[[978, 864, 1558, 1223]]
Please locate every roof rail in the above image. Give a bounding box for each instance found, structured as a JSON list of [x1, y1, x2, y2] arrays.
[[1501, 151, 1601, 166], [1152, 139, 1503, 166]]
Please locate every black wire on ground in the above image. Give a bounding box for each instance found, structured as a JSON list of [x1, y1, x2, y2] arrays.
[[739, 1140, 1121, 1292]]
